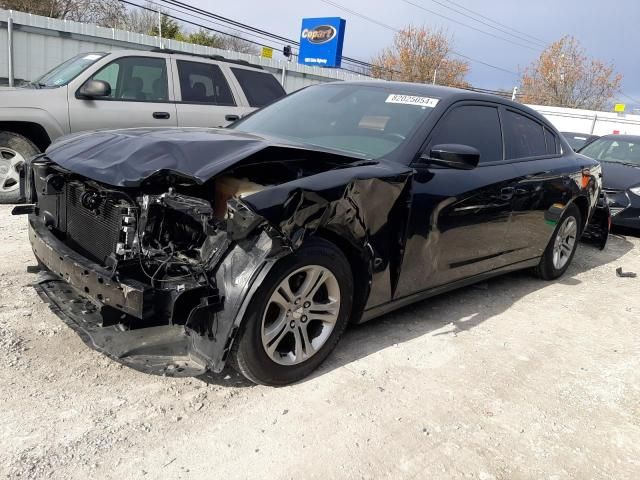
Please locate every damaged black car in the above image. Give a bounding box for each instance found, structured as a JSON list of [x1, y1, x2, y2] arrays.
[[14, 82, 609, 385]]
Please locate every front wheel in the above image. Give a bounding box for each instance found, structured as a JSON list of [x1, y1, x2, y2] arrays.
[[0, 131, 40, 204], [534, 203, 581, 280], [230, 239, 353, 386]]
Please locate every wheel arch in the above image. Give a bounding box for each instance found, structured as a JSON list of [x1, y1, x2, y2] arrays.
[[571, 195, 590, 234], [312, 229, 371, 324], [0, 121, 51, 152]]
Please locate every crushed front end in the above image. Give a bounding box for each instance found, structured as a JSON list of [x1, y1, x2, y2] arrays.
[[15, 128, 412, 377], [19, 156, 278, 376]]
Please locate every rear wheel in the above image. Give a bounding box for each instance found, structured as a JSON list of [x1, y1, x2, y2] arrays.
[[534, 204, 581, 280], [0, 131, 40, 204], [230, 239, 353, 386]]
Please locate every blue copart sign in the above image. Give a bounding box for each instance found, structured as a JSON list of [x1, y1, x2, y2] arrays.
[[298, 17, 346, 68]]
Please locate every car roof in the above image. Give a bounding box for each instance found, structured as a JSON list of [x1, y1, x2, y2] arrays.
[[331, 81, 553, 127], [562, 132, 598, 137], [106, 48, 265, 71]]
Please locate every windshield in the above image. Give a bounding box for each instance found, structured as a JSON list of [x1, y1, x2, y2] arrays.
[[232, 84, 437, 158], [31, 52, 107, 88], [580, 138, 640, 166]]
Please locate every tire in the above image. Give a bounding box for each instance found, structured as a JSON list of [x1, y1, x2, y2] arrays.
[[534, 203, 581, 280], [230, 238, 353, 386], [0, 131, 40, 204]]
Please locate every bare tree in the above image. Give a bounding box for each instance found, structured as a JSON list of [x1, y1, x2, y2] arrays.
[[371, 25, 469, 87], [519, 36, 622, 110], [1, 0, 125, 27], [218, 35, 258, 55], [121, 5, 157, 35]]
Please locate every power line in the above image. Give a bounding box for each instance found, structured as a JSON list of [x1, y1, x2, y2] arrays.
[[445, 0, 548, 45], [140, 0, 292, 48], [318, 0, 519, 75], [120, 0, 377, 76], [159, 0, 376, 73], [424, 0, 547, 48], [120, 0, 284, 50], [618, 91, 640, 105], [400, 0, 541, 52]]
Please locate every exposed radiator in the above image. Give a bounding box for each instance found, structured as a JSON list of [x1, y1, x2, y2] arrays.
[[64, 183, 131, 264]]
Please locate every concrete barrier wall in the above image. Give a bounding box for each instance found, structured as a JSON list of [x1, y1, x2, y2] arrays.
[[527, 105, 640, 136]]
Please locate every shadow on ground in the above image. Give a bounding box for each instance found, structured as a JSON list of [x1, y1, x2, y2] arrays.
[[198, 235, 635, 387]]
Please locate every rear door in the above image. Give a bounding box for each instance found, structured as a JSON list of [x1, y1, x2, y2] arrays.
[[395, 102, 520, 297], [69, 55, 177, 132], [504, 108, 576, 260], [172, 59, 245, 128]]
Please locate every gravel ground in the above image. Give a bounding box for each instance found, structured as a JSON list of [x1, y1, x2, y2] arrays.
[[1, 204, 639, 480]]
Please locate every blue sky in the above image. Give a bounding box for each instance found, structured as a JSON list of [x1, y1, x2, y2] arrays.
[[188, 0, 640, 104]]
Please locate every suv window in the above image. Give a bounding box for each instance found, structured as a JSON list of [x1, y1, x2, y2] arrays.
[[231, 68, 285, 107], [429, 105, 503, 163], [91, 56, 168, 101], [177, 60, 235, 106], [504, 109, 547, 159]]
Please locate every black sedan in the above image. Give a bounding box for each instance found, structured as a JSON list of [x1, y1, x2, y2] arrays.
[[579, 134, 640, 229], [15, 82, 604, 385]]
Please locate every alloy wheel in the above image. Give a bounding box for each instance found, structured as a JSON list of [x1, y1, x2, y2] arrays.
[[0, 147, 25, 194], [552, 216, 577, 270], [261, 265, 341, 366]]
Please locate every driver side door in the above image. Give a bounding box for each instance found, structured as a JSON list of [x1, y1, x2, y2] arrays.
[[395, 102, 520, 298], [69, 55, 177, 132]]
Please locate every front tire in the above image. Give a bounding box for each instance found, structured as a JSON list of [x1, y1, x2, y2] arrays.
[[0, 131, 40, 204], [534, 203, 581, 280], [230, 238, 353, 386]]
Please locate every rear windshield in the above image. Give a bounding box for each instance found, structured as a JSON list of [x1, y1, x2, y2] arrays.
[[231, 68, 286, 108]]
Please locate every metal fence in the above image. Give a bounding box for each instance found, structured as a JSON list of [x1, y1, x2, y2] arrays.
[[0, 8, 369, 91]]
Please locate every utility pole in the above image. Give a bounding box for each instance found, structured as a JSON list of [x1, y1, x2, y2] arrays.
[[157, 10, 163, 49], [7, 14, 14, 87], [432, 57, 445, 85]]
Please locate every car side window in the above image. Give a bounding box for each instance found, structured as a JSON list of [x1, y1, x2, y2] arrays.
[[543, 127, 559, 155], [177, 60, 235, 106], [429, 105, 503, 163], [230, 68, 286, 107], [90, 57, 168, 101], [504, 109, 547, 159]]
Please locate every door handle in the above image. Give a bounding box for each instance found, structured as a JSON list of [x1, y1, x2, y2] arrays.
[[500, 187, 514, 200], [153, 111, 171, 119], [225, 114, 240, 122]]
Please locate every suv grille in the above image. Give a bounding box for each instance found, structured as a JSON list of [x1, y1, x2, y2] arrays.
[[65, 184, 130, 264]]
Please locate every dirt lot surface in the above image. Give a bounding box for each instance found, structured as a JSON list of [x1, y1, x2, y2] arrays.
[[1, 205, 639, 480]]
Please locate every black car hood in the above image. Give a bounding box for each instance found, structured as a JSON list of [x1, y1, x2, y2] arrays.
[[601, 161, 640, 190], [45, 127, 366, 187]]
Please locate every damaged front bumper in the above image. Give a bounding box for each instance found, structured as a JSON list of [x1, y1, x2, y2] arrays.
[[28, 214, 276, 377]]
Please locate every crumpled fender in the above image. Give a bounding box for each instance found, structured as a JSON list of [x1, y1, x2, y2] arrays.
[[188, 160, 414, 372]]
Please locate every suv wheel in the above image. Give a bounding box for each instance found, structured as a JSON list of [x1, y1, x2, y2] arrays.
[[230, 239, 353, 386], [0, 131, 40, 204]]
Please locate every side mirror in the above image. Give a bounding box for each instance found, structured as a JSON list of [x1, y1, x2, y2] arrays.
[[420, 144, 480, 170], [78, 79, 111, 99]]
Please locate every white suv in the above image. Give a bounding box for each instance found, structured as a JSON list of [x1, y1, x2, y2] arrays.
[[0, 48, 286, 202]]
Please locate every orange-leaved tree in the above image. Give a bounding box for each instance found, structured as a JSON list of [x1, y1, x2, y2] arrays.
[[519, 35, 622, 110], [371, 26, 469, 87]]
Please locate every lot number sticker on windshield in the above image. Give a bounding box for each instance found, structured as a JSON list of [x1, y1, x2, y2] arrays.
[[385, 94, 439, 108]]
